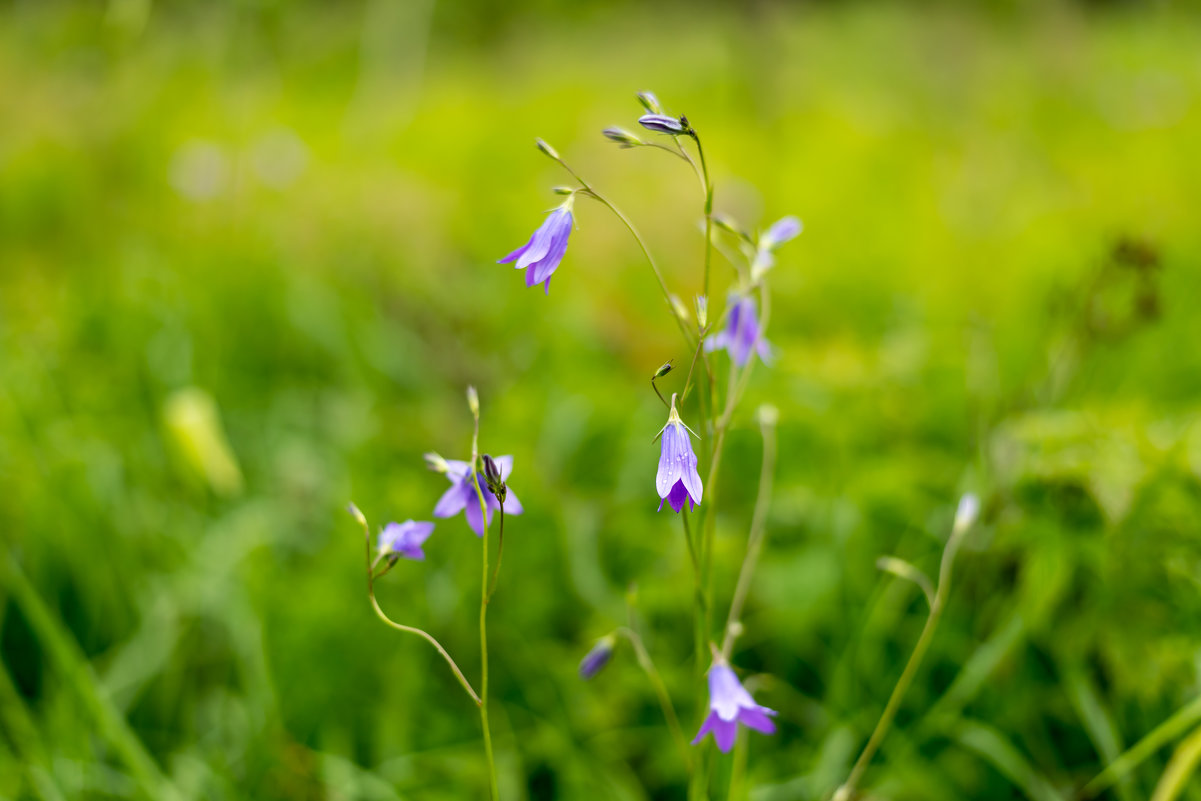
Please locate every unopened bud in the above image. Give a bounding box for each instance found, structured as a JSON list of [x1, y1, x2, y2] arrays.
[[481, 454, 506, 502], [638, 114, 687, 135], [424, 452, 449, 474], [578, 635, 617, 680], [534, 138, 560, 160], [636, 91, 662, 115], [653, 361, 674, 380], [346, 502, 367, 527], [757, 404, 779, 428], [551, 185, 575, 195], [466, 386, 480, 417], [695, 295, 708, 329], [667, 294, 690, 325], [602, 127, 643, 148], [954, 493, 980, 534]]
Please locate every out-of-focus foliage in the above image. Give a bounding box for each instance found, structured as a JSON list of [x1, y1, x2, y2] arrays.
[[3, 1, 1201, 799]]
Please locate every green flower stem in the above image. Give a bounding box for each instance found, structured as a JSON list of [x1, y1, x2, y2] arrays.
[[1082, 694, 1201, 799], [834, 515, 974, 800], [352, 510, 481, 706], [616, 625, 693, 774], [719, 408, 778, 659]]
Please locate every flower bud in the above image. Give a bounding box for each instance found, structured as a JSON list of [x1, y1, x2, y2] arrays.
[[578, 635, 617, 680], [713, 213, 749, 240], [534, 138, 560, 160], [757, 403, 779, 428], [653, 361, 674, 380], [551, 185, 575, 195], [424, 452, 450, 474], [638, 114, 687, 135], [481, 454, 507, 503], [636, 91, 662, 114], [695, 295, 708, 329], [346, 502, 367, 527], [466, 385, 480, 416], [602, 127, 643, 148], [669, 293, 690, 325], [954, 493, 980, 534]]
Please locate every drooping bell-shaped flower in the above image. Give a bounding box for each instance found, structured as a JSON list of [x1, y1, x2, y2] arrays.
[[432, 455, 523, 537], [692, 661, 778, 753], [655, 394, 703, 513], [751, 215, 802, 281], [704, 293, 773, 367], [377, 520, 435, 561], [499, 198, 574, 295]]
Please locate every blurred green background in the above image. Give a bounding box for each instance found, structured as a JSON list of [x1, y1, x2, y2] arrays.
[[4, 1, 1201, 799]]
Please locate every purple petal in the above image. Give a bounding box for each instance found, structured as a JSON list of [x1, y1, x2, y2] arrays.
[[433, 483, 468, 518], [655, 422, 685, 500], [667, 481, 689, 513], [529, 211, 572, 285], [464, 494, 489, 537], [498, 237, 533, 265], [404, 521, 435, 547], [493, 455, 514, 481], [513, 212, 560, 270], [737, 706, 777, 735], [763, 215, 802, 248], [500, 488, 523, 515], [703, 332, 728, 354], [397, 544, 426, 561], [443, 460, 472, 481], [709, 664, 756, 721]]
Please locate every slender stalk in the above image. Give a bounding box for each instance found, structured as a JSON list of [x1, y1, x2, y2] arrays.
[[690, 132, 715, 307], [467, 397, 501, 801], [681, 510, 708, 674], [617, 625, 694, 773], [352, 509, 481, 706], [547, 155, 695, 348], [720, 409, 778, 659], [834, 515, 974, 800], [487, 504, 505, 602], [1081, 694, 1201, 799]]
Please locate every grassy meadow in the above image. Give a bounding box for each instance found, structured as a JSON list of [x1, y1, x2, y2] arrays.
[[3, 2, 1201, 799]]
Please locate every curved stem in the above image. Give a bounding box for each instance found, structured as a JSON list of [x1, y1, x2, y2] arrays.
[[616, 626, 694, 774], [354, 512, 481, 706], [549, 156, 695, 348], [720, 410, 778, 659], [690, 132, 714, 303], [681, 511, 707, 675], [835, 518, 973, 800]]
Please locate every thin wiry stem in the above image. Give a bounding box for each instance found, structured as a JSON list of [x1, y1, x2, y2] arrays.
[[834, 516, 975, 800], [720, 409, 778, 659], [486, 503, 505, 602], [546, 154, 695, 348], [616, 625, 694, 774], [350, 509, 481, 706]]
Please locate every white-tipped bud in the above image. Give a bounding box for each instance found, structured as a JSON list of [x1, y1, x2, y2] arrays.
[[466, 386, 480, 417], [757, 403, 779, 428], [954, 493, 980, 534], [346, 502, 367, 527], [424, 452, 450, 474], [602, 127, 643, 148], [669, 293, 690, 324], [695, 295, 708, 329], [534, 138, 560, 160], [636, 91, 663, 115], [551, 185, 575, 195]]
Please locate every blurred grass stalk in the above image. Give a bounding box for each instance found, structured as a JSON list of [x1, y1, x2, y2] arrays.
[[1, 553, 183, 801]]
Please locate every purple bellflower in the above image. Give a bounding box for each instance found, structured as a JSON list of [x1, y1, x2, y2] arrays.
[[692, 661, 778, 753], [705, 293, 773, 367], [377, 520, 435, 561], [499, 199, 574, 295], [751, 215, 803, 281], [433, 455, 523, 537], [656, 395, 703, 513], [578, 635, 616, 680]]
